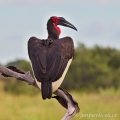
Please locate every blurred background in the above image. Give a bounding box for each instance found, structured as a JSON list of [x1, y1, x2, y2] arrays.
[[0, 0, 120, 120]]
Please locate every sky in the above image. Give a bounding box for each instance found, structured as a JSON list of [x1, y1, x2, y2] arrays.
[[0, 0, 120, 64]]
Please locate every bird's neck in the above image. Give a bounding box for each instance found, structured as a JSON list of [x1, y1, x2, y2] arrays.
[[47, 21, 60, 40], [47, 34, 59, 40]]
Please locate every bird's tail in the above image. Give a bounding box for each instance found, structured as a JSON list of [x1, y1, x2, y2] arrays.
[[41, 81, 52, 100]]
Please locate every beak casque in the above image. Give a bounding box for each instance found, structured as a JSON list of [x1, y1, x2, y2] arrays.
[[57, 17, 77, 31]]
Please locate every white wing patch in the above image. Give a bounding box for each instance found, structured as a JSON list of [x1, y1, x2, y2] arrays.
[[52, 58, 72, 92], [30, 58, 72, 92]]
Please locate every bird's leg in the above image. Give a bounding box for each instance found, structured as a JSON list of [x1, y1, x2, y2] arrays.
[[54, 88, 80, 120]]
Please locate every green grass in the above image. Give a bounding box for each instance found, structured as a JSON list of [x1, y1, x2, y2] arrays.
[[0, 84, 120, 120]]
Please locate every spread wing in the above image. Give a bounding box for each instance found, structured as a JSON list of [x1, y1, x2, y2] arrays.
[[28, 36, 74, 83]]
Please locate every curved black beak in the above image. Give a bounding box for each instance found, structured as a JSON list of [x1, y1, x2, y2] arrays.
[[57, 17, 77, 31]]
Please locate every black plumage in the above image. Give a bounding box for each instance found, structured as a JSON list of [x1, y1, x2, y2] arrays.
[[28, 16, 77, 99]]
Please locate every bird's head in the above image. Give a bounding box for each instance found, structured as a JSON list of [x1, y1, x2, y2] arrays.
[[47, 16, 77, 39]]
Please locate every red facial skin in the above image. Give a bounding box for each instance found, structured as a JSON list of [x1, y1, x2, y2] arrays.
[[52, 17, 61, 35]]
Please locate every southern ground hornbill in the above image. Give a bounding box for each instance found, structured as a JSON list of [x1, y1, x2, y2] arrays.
[[28, 16, 77, 100]]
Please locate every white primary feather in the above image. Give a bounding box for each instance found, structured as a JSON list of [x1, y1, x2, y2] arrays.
[[30, 58, 72, 92]]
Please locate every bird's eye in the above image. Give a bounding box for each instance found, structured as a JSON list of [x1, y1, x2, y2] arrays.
[[52, 17, 59, 23]]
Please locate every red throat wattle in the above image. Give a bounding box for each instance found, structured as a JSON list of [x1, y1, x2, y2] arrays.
[[52, 17, 61, 35], [53, 23, 61, 35]]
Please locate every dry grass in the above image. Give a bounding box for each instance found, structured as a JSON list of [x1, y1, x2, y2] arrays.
[[0, 82, 120, 120]]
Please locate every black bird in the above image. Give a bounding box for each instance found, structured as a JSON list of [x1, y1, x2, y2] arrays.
[[28, 16, 77, 100]]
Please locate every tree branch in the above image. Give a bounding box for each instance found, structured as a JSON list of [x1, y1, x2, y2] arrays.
[[0, 65, 80, 120]]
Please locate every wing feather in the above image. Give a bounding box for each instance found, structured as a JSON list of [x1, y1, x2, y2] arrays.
[[28, 36, 74, 83]]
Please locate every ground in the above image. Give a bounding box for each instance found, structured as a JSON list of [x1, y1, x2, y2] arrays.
[[0, 87, 120, 120]]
